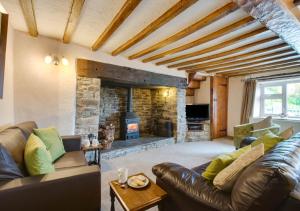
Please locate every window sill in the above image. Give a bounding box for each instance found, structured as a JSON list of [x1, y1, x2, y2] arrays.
[[253, 117, 300, 123]]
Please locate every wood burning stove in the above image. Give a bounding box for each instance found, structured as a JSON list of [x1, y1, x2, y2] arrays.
[[121, 88, 140, 140]]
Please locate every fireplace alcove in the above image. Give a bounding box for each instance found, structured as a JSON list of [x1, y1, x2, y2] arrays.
[[75, 59, 187, 159]]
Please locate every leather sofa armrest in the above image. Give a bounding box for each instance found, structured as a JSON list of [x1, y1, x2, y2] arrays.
[[152, 162, 231, 211], [0, 166, 100, 211], [61, 135, 81, 152]]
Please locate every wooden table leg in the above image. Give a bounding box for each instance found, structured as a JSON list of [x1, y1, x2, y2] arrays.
[[97, 149, 100, 166], [110, 186, 115, 211]]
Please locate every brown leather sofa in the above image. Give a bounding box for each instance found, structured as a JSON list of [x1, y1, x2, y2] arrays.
[[0, 121, 101, 211], [153, 134, 300, 211]]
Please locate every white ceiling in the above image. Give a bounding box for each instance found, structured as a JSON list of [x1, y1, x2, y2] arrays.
[[0, 0, 296, 76]]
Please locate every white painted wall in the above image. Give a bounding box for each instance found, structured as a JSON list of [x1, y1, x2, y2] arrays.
[[193, 78, 211, 104], [12, 30, 185, 135], [227, 76, 244, 136], [0, 23, 14, 126]]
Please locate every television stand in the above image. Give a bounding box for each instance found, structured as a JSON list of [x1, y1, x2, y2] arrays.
[[186, 120, 210, 141]]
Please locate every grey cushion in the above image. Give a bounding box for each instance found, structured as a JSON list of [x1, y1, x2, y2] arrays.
[[253, 116, 272, 130], [0, 144, 23, 181]]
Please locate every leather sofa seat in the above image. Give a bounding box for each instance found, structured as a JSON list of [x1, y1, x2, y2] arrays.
[[54, 151, 87, 169]]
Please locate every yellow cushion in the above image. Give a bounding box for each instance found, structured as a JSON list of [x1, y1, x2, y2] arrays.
[[251, 131, 284, 152], [24, 134, 55, 176], [202, 145, 251, 180]]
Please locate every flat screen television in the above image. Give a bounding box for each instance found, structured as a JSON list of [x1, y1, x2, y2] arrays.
[[186, 104, 209, 121]]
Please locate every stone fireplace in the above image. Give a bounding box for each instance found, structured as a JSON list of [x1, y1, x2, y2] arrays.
[[75, 59, 187, 146]]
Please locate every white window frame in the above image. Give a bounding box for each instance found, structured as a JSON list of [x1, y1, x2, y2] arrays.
[[259, 79, 300, 118]]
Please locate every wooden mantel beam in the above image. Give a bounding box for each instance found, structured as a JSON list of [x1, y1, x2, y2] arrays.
[[76, 59, 187, 88], [142, 16, 255, 63], [63, 0, 85, 43], [111, 0, 198, 56], [128, 2, 238, 59], [92, 0, 141, 50], [19, 0, 38, 37]]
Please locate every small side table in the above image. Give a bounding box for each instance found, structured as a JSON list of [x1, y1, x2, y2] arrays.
[[81, 145, 102, 166], [109, 173, 167, 211]]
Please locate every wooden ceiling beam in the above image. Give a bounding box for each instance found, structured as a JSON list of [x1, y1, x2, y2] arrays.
[[92, 0, 141, 51], [180, 48, 294, 70], [111, 0, 198, 55], [187, 59, 300, 74], [226, 64, 300, 77], [19, 0, 38, 37], [128, 2, 238, 59], [158, 27, 269, 66], [167, 37, 283, 68], [204, 54, 300, 73], [221, 62, 300, 76], [63, 0, 85, 43], [142, 16, 255, 63]]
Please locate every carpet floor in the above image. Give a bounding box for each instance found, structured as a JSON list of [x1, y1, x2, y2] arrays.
[[100, 139, 234, 211]]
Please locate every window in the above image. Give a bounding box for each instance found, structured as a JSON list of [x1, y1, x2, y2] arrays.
[[254, 79, 300, 118]]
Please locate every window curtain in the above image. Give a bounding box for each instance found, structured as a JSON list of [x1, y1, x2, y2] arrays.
[[240, 79, 257, 124]]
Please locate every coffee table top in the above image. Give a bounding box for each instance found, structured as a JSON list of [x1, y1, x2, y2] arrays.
[[110, 173, 167, 211]]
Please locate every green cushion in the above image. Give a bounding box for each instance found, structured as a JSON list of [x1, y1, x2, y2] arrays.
[[33, 127, 65, 161], [251, 131, 284, 152], [24, 134, 55, 176], [202, 145, 251, 180]]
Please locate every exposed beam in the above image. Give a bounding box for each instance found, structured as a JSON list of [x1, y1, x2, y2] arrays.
[[180, 48, 294, 70], [167, 37, 283, 68], [142, 16, 255, 62], [63, 0, 85, 43], [92, 0, 141, 50], [188, 58, 300, 74], [111, 0, 198, 55], [19, 0, 38, 36], [128, 2, 238, 59], [205, 54, 300, 73], [226, 64, 300, 77], [159, 28, 269, 66], [222, 61, 300, 76]]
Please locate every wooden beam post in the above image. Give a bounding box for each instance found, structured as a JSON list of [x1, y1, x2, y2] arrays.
[[63, 0, 85, 43], [111, 0, 198, 56], [19, 0, 38, 37], [91, 0, 141, 50]]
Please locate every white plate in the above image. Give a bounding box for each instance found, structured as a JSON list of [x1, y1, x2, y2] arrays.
[[127, 175, 149, 189]]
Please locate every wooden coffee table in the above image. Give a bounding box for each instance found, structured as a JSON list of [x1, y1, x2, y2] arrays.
[[109, 173, 167, 211]]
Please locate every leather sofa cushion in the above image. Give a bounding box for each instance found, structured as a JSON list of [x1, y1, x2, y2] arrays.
[[0, 128, 26, 166], [54, 151, 87, 169], [231, 138, 300, 211]]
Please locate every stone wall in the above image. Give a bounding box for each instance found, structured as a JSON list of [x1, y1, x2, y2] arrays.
[[75, 76, 101, 138], [98, 87, 186, 142], [77, 84, 187, 142], [99, 87, 127, 139]]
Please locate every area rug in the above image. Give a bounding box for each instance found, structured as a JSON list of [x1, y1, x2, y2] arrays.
[[101, 139, 234, 211]]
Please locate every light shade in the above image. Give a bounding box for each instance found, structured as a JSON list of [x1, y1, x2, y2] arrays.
[[61, 57, 69, 66], [44, 55, 53, 64]]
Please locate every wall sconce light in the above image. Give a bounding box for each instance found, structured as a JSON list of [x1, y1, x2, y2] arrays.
[[44, 54, 69, 66]]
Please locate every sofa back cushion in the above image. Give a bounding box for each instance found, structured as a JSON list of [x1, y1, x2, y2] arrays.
[[0, 128, 26, 166], [231, 136, 300, 211], [15, 121, 38, 140]]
